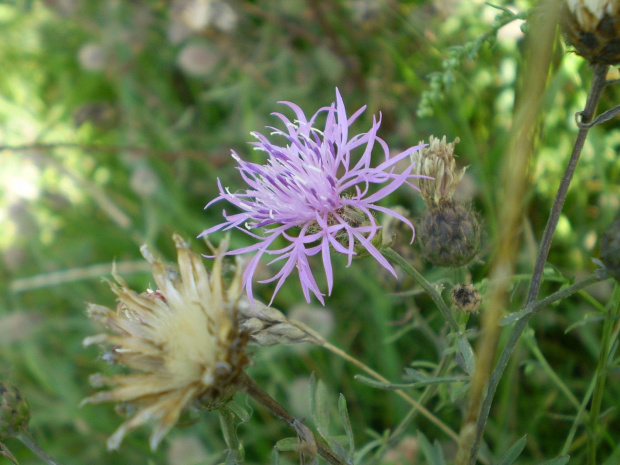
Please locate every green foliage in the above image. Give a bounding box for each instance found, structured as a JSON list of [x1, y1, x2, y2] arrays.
[[1, 0, 620, 464]]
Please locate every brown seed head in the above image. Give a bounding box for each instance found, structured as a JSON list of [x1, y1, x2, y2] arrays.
[[562, 0, 620, 64]]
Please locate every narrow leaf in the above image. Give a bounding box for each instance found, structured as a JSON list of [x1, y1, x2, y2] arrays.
[[338, 394, 355, 457], [496, 435, 527, 465]]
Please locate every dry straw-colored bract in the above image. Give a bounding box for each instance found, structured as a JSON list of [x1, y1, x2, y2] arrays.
[[82, 234, 248, 451]]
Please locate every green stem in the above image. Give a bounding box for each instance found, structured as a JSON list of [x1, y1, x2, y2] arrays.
[[587, 283, 620, 465], [502, 273, 604, 324], [467, 62, 610, 465], [382, 247, 459, 332], [238, 372, 346, 465], [369, 356, 453, 465], [523, 328, 580, 410], [219, 408, 245, 464], [0, 442, 19, 465], [16, 432, 63, 465], [561, 375, 597, 455]]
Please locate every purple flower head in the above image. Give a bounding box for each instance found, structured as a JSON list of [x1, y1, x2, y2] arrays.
[[200, 89, 424, 304]]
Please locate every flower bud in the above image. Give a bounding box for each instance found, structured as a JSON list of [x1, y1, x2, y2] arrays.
[[451, 284, 482, 314], [417, 199, 482, 267], [601, 215, 620, 280], [411, 136, 466, 204], [0, 383, 30, 438], [561, 0, 620, 64]]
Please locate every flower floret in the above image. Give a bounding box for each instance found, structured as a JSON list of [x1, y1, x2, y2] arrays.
[[201, 89, 424, 304]]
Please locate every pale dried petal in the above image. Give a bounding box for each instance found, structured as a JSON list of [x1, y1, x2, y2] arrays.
[[82, 235, 248, 450]]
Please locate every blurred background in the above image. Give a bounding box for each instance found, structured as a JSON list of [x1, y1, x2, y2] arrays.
[[1, 0, 619, 463]]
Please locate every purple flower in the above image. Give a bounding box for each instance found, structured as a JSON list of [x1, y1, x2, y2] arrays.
[[200, 89, 423, 304]]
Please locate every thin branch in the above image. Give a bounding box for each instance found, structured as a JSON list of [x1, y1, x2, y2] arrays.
[[467, 62, 610, 464], [238, 372, 345, 465]]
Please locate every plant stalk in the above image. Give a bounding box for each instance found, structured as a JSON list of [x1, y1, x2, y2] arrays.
[[465, 62, 610, 464], [238, 372, 346, 465], [17, 432, 64, 465]]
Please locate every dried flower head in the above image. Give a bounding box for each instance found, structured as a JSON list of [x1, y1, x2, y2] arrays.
[[451, 284, 482, 314], [0, 383, 30, 439], [201, 89, 424, 304], [411, 135, 466, 204], [82, 235, 248, 451], [562, 0, 620, 64]]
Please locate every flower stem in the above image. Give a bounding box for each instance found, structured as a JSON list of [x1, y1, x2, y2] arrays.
[[464, 62, 610, 464], [292, 319, 461, 444], [238, 372, 345, 465], [587, 282, 620, 465], [382, 247, 459, 332], [0, 442, 19, 465], [219, 408, 245, 464], [16, 432, 64, 465]]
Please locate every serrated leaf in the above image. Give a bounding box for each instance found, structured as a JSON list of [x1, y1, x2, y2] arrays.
[[338, 394, 355, 457], [496, 435, 527, 465]]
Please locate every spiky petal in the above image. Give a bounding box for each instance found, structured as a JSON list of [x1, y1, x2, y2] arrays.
[[201, 89, 424, 304]]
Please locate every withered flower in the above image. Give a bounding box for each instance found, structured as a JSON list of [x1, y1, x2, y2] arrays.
[[412, 136, 482, 267], [82, 234, 248, 450], [562, 0, 620, 64]]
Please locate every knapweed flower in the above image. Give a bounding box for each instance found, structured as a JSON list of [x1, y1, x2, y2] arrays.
[[201, 89, 424, 304], [82, 235, 248, 450], [562, 0, 620, 64]]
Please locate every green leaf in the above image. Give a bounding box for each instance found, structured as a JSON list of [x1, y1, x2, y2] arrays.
[[500, 308, 531, 326], [457, 337, 476, 375], [539, 456, 570, 465], [226, 401, 250, 423], [417, 431, 446, 465], [274, 437, 301, 452], [355, 374, 467, 390], [338, 394, 355, 457], [496, 435, 527, 465]]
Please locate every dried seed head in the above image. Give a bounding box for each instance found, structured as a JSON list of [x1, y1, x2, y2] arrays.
[[82, 234, 248, 450], [561, 0, 620, 64], [0, 383, 30, 438], [451, 284, 482, 314], [601, 215, 620, 280], [417, 199, 482, 268], [411, 136, 466, 204]]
